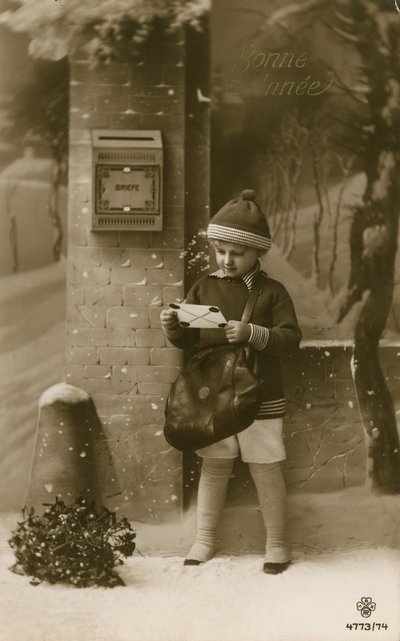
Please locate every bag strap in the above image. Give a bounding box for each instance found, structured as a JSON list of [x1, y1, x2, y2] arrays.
[[240, 272, 264, 324]]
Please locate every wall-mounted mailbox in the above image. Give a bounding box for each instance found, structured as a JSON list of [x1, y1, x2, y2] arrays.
[[91, 129, 163, 231]]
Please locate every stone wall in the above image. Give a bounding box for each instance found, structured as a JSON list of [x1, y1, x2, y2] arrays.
[[283, 345, 400, 491], [224, 345, 400, 507], [283, 346, 365, 492]]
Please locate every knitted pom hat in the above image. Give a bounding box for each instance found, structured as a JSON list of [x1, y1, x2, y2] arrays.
[[207, 189, 271, 251]]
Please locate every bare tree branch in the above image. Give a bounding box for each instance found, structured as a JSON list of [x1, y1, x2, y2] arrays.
[[265, 0, 331, 27]]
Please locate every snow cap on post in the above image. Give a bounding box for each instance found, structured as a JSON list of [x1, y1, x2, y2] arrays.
[[207, 189, 271, 251], [26, 383, 120, 514]]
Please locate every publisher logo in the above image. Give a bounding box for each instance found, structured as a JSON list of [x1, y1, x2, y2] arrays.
[[357, 597, 376, 618]]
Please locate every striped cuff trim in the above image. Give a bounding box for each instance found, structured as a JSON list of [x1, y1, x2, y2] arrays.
[[249, 324, 269, 350], [207, 224, 272, 251], [256, 410, 285, 419], [257, 398, 286, 418], [260, 398, 286, 407], [258, 398, 286, 411]]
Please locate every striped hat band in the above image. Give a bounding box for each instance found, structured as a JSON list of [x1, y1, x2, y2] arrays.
[[207, 224, 272, 251]]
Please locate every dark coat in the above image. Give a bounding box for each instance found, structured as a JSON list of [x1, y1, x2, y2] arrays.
[[166, 270, 302, 418]]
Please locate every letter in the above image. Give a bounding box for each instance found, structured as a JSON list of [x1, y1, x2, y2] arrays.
[[249, 72, 269, 95], [252, 52, 266, 68], [307, 81, 321, 93], [307, 71, 335, 95], [230, 44, 254, 73], [279, 80, 295, 96], [278, 52, 295, 68], [295, 52, 308, 68], [264, 80, 280, 96], [295, 75, 311, 95], [264, 52, 281, 68]]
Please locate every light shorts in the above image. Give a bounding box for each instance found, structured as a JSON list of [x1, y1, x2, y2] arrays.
[[196, 417, 285, 464]]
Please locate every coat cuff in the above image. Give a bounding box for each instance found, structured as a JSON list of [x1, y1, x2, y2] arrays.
[[248, 323, 270, 351], [163, 327, 184, 340]]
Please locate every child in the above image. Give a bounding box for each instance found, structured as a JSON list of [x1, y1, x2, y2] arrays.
[[160, 189, 302, 574]]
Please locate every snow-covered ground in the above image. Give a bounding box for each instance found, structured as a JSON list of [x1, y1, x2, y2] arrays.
[[0, 489, 399, 641]]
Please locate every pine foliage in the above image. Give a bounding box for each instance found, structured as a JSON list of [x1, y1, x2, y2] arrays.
[[0, 0, 210, 61]]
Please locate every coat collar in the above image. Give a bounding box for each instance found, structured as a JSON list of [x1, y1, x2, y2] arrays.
[[209, 260, 261, 291]]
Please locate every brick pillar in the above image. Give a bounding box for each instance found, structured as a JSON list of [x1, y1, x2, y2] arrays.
[[66, 33, 187, 521]]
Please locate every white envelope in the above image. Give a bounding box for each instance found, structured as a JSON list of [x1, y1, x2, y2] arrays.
[[169, 302, 227, 328]]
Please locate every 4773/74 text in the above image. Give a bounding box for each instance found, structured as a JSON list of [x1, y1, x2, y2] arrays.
[[346, 623, 388, 631]]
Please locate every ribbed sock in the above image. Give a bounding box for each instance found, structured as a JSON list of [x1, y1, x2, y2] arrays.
[[185, 457, 234, 563], [249, 462, 290, 564]]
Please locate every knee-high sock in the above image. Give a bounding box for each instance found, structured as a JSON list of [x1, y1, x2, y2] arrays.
[[249, 462, 290, 564], [186, 457, 234, 563]]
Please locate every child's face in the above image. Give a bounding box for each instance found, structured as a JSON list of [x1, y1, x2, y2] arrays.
[[213, 240, 261, 278]]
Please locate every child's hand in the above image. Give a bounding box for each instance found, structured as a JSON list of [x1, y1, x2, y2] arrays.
[[160, 308, 180, 331], [225, 320, 251, 343]]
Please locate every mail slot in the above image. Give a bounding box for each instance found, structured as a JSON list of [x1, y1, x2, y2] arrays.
[[91, 129, 163, 231]]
